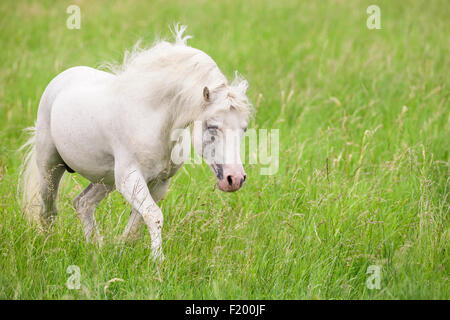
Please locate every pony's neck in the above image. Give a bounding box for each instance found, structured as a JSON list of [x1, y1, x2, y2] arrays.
[[113, 45, 228, 130]]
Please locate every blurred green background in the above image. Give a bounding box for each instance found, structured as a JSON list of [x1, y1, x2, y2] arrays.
[[0, 0, 448, 299]]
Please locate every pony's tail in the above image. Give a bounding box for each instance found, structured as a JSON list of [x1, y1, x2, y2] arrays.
[[18, 127, 41, 223]]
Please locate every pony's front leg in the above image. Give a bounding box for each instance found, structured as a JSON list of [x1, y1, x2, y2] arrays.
[[115, 166, 164, 261], [122, 179, 170, 242]]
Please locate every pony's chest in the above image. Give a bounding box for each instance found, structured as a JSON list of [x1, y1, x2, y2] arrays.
[[146, 160, 182, 183], [131, 142, 182, 181]]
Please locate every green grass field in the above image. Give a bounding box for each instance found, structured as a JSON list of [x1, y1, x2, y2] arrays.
[[0, 0, 448, 299]]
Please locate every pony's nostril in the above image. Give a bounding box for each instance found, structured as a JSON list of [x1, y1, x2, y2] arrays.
[[243, 175, 247, 181], [227, 175, 233, 186]]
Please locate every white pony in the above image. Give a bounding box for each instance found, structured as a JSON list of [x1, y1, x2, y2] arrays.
[[20, 25, 251, 260]]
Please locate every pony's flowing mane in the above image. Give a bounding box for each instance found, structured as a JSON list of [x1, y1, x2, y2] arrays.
[[103, 24, 252, 124]]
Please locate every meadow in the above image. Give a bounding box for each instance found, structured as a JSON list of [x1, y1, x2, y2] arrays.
[[0, 0, 448, 299]]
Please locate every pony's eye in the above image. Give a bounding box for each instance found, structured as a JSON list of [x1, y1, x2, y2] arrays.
[[207, 125, 218, 130]]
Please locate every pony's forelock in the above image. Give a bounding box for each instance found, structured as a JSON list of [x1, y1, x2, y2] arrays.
[[227, 72, 253, 117], [170, 23, 193, 46]]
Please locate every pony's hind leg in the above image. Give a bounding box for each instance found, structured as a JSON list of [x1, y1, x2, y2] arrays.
[[41, 166, 65, 218], [35, 136, 66, 227], [37, 163, 66, 227], [73, 183, 113, 245]]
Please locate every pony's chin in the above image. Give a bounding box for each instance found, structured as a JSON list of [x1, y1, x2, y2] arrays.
[[217, 180, 240, 192]]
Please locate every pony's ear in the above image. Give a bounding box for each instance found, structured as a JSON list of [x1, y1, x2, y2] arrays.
[[203, 86, 210, 102]]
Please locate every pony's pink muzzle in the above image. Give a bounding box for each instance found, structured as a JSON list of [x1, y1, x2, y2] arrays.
[[217, 165, 246, 192]]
